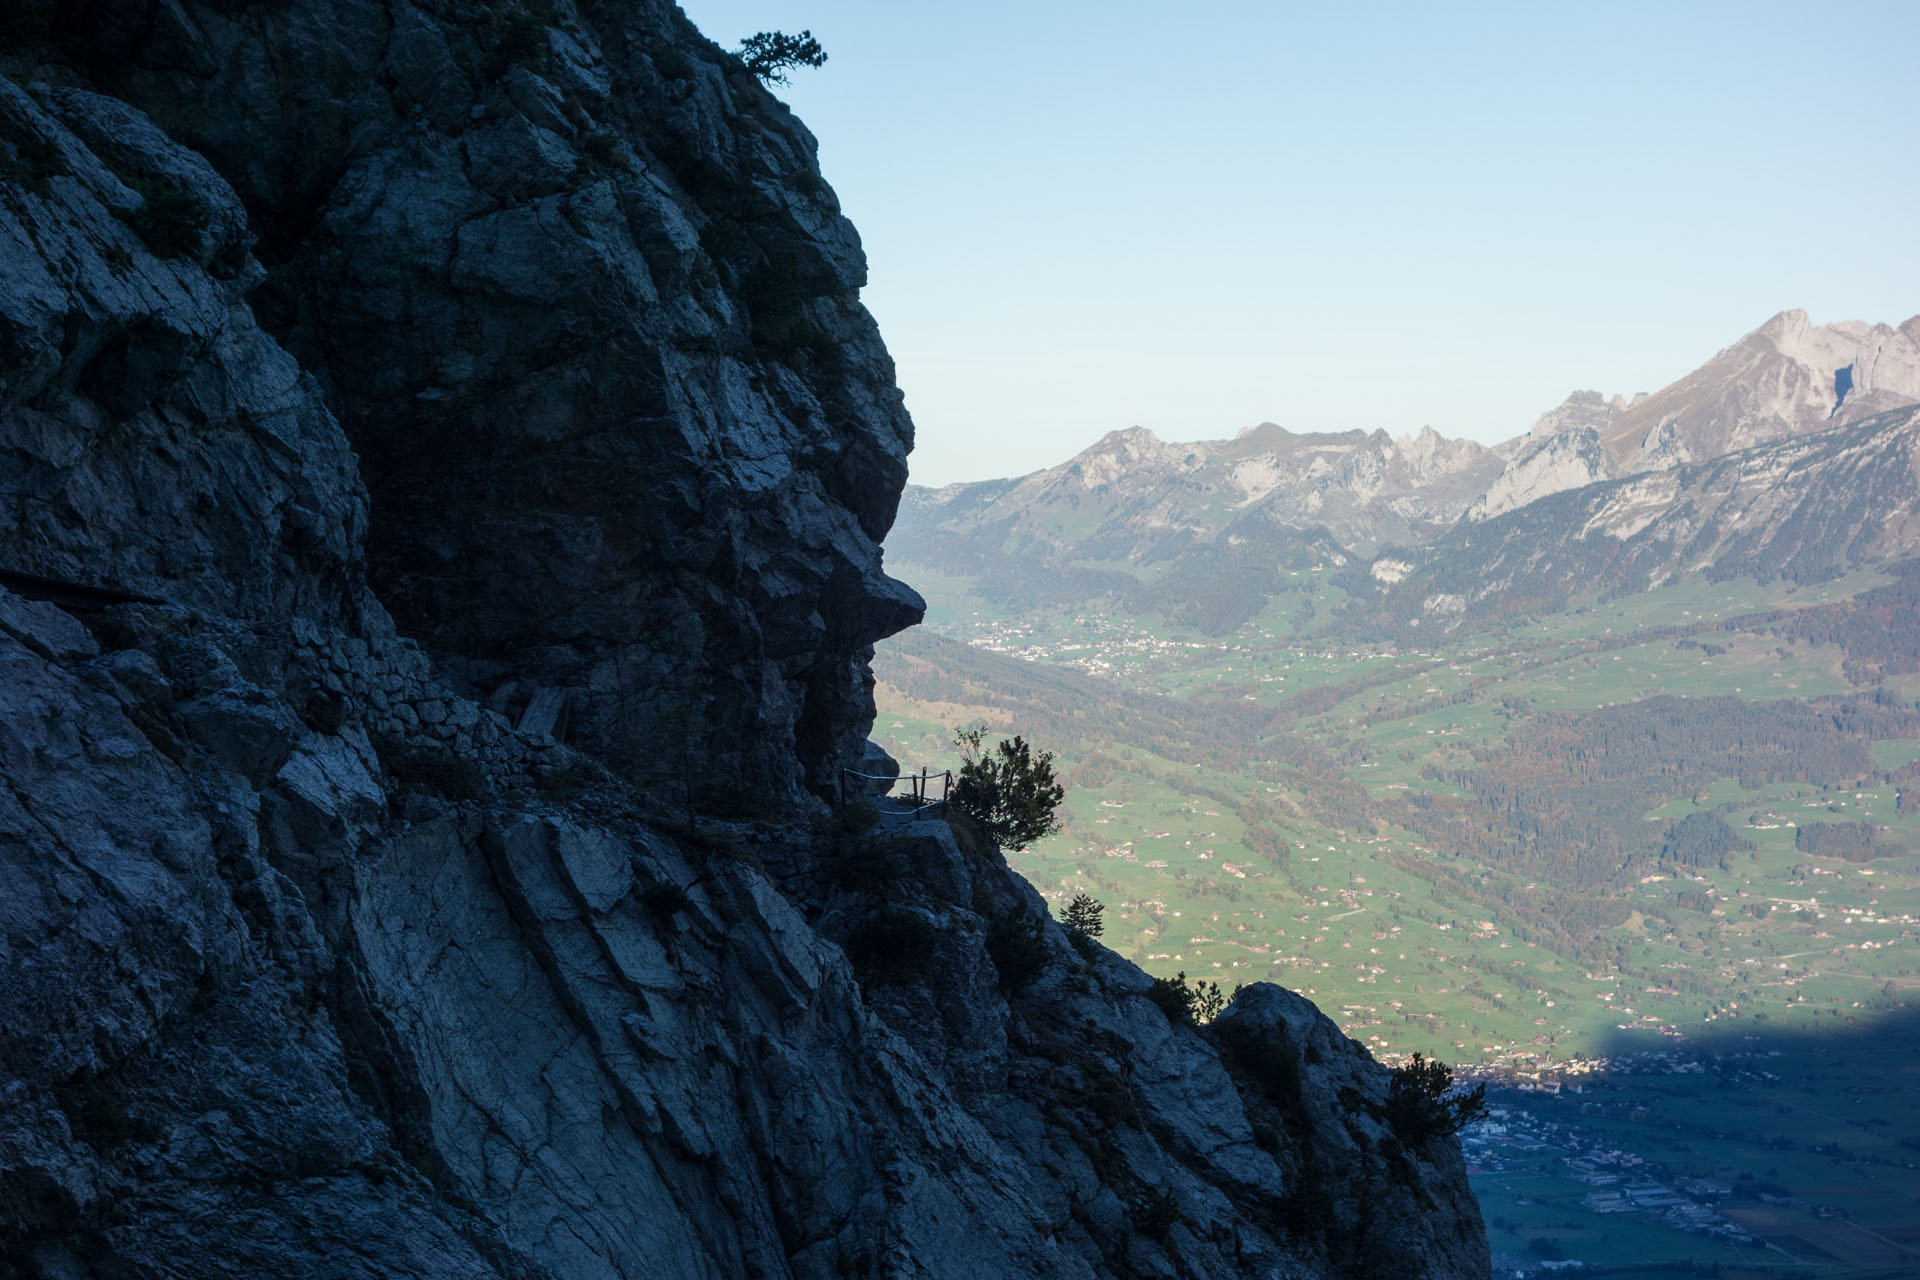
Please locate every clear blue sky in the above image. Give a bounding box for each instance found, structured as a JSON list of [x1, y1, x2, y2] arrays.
[[678, 1, 1920, 486]]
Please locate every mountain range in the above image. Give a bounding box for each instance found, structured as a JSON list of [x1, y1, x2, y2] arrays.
[[1360, 402, 1920, 639], [894, 310, 1920, 630], [1470, 310, 1920, 520]]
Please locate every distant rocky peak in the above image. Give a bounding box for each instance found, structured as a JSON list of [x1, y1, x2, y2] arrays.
[[1393, 424, 1447, 456], [1754, 305, 1815, 341], [1100, 424, 1165, 451], [1474, 310, 1920, 522], [1746, 308, 1910, 391], [1393, 424, 1498, 483], [1391, 426, 1441, 473], [1673, 308, 1920, 437], [1527, 389, 1621, 443], [1066, 425, 1201, 488], [1466, 424, 1611, 522]]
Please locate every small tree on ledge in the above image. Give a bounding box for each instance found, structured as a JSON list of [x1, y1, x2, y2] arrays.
[[951, 727, 1064, 850], [1063, 892, 1104, 939], [1387, 1052, 1487, 1142], [1063, 891, 1104, 959], [737, 30, 827, 85]]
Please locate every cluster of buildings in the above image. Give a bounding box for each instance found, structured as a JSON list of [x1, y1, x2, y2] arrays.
[[1463, 1095, 1759, 1261], [1570, 1168, 1752, 1242]]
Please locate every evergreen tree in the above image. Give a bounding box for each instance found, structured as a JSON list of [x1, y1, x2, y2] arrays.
[[952, 727, 1065, 849], [1063, 892, 1104, 939], [737, 30, 827, 85]]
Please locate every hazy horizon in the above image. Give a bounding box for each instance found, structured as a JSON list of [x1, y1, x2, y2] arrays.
[[679, 1, 1920, 486]]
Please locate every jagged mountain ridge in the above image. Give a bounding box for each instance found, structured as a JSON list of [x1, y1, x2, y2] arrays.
[[896, 311, 1920, 635], [891, 422, 1504, 633], [915, 421, 1503, 559], [1599, 309, 1920, 464], [1469, 310, 1920, 520], [0, 3, 1487, 1278], [1348, 403, 1920, 638]]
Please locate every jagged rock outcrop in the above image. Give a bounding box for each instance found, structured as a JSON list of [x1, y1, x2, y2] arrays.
[[1529, 389, 1625, 442], [0, 3, 1487, 1278], [0, 75, 366, 632], [1394, 424, 1496, 488], [1464, 419, 1613, 522]]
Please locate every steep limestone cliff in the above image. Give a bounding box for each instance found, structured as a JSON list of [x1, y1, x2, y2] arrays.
[[0, 4, 1487, 1277], [1464, 418, 1613, 523]]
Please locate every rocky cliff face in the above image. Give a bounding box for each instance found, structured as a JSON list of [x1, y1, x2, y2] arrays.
[[0, 3, 1486, 1278], [66, 0, 923, 805], [1464, 414, 1613, 523]]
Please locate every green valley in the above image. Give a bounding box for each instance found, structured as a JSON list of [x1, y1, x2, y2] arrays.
[[875, 389, 1920, 1276], [876, 567, 1920, 1067], [874, 564, 1920, 1275]]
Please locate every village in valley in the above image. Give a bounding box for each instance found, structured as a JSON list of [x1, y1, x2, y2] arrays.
[[1456, 1028, 1920, 1276]]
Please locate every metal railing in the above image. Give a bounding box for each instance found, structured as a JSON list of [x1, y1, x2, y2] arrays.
[[838, 766, 951, 818]]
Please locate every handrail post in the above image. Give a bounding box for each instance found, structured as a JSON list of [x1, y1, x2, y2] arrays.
[[833, 763, 957, 816]]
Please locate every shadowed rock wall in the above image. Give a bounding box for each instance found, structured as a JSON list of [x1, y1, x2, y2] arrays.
[[64, 0, 922, 804]]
